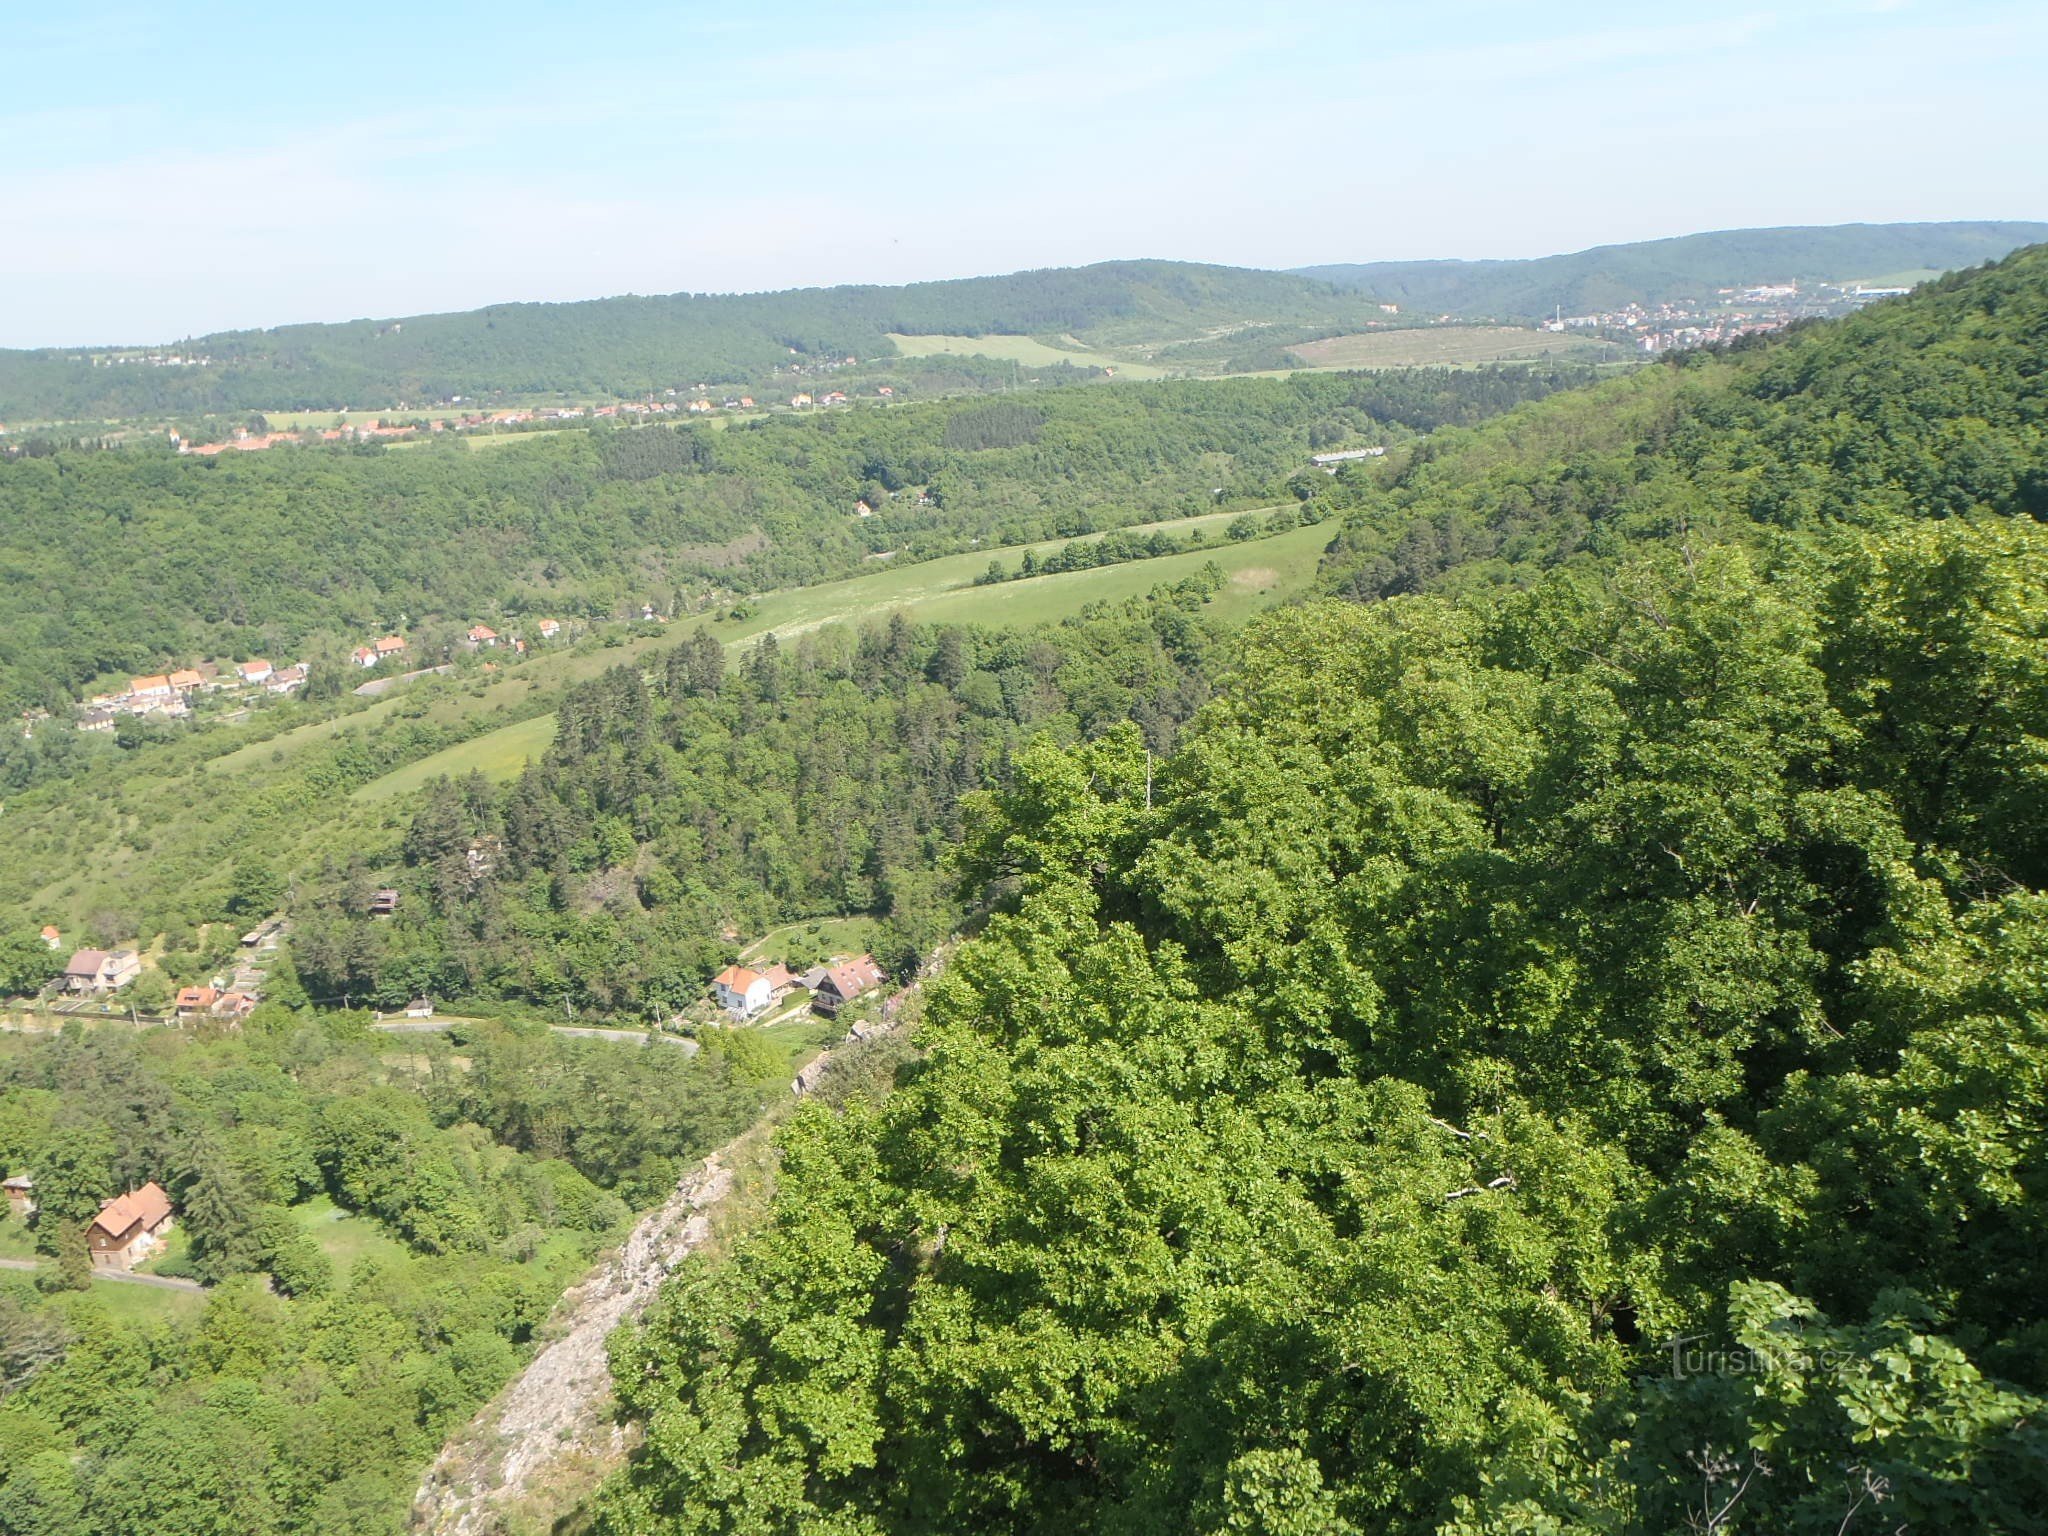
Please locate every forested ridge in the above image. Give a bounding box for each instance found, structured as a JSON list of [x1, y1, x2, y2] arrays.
[[588, 250, 2048, 1532], [0, 261, 1381, 420], [1297, 219, 2048, 319], [0, 365, 1577, 716], [1316, 244, 2048, 604], [8, 226, 2037, 422]]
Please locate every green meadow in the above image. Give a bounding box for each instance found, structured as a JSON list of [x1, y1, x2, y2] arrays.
[[886, 332, 1170, 379]]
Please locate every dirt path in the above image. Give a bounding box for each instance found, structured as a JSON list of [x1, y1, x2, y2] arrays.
[[409, 1145, 737, 1534]]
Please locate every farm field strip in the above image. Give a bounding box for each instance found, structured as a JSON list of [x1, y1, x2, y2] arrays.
[[886, 332, 1170, 379]]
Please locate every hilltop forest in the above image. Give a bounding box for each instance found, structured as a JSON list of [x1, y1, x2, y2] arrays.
[[590, 248, 2048, 1533]]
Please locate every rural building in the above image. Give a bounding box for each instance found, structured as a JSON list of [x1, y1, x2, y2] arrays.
[[537, 619, 561, 639], [467, 624, 500, 647], [174, 985, 219, 1018], [368, 889, 400, 916], [237, 659, 274, 684], [130, 674, 173, 701], [87, 1183, 174, 1272], [712, 964, 773, 1019], [375, 635, 407, 659], [265, 664, 309, 694], [168, 668, 206, 693], [404, 997, 435, 1018], [811, 955, 887, 1017], [3, 1176, 34, 1220], [352, 646, 378, 668], [62, 949, 141, 994], [40, 926, 60, 949], [759, 963, 796, 995], [213, 991, 257, 1020], [241, 918, 285, 948]]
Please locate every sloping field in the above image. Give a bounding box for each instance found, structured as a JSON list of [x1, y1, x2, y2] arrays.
[[354, 709, 558, 802], [887, 332, 1169, 379], [1288, 326, 1620, 368]]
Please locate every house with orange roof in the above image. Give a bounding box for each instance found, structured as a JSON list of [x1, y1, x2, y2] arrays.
[[174, 984, 218, 1017], [39, 925, 60, 950], [87, 1183, 174, 1271], [130, 674, 173, 701], [712, 964, 772, 1019], [467, 624, 499, 646], [351, 646, 378, 668], [374, 635, 406, 658], [168, 667, 205, 693], [236, 659, 274, 685]]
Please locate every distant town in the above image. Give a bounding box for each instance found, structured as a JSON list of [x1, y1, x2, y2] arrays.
[[1540, 278, 1914, 353]]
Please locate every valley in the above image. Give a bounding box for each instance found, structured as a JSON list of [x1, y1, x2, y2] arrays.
[[0, 224, 2044, 1536]]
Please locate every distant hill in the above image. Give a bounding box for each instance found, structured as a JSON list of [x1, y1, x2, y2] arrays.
[[1295, 220, 2048, 319], [0, 262, 1379, 422], [10, 222, 2043, 423]]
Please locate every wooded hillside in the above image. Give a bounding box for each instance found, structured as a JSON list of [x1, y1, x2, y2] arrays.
[[591, 245, 2048, 1535]]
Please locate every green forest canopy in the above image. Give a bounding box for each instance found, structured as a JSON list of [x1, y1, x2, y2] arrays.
[[591, 248, 2048, 1533]]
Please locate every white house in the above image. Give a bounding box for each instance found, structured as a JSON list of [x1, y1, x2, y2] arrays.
[[711, 964, 772, 1019]]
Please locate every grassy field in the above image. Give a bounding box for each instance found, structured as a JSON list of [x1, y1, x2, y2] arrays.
[[355, 709, 558, 802], [742, 914, 876, 965], [887, 332, 1170, 380], [0, 1266, 209, 1323], [288, 1194, 412, 1272], [1287, 327, 1621, 369]]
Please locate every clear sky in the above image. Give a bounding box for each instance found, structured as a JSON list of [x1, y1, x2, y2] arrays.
[[6, 0, 2045, 346]]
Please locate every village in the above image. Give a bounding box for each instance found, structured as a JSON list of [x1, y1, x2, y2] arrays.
[[169, 366, 894, 457], [71, 655, 310, 731], [46, 613, 590, 735]]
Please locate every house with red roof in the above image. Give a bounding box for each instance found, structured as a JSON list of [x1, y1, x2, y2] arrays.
[[88, 1182, 174, 1271], [811, 955, 888, 1017]]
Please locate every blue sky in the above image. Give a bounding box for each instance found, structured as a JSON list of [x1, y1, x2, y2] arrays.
[[5, 0, 2044, 345]]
